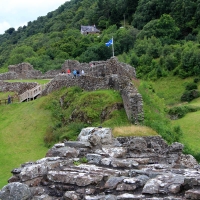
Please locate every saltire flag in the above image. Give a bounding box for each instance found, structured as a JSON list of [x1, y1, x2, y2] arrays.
[[105, 38, 113, 47]]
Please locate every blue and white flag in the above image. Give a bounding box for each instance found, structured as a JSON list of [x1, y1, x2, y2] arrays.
[[105, 38, 113, 47]]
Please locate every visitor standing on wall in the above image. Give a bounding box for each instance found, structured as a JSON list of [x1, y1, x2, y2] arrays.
[[67, 69, 71, 75], [81, 69, 85, 75], [73, 69, 77, 78], [77, 70, 80, 77]]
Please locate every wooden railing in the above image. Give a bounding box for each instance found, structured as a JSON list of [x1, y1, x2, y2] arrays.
[[19, 85, 42, 102], [0, 97, 14, 105]]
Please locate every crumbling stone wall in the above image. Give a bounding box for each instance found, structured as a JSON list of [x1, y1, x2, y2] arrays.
[[1, 128, 200, 200], [61, 58, 136, 80], [42, 74, 143, 122], [0, 81, 38, 95], [0, 58, 144, 122], [43, 57, 143, 123], [0, 63, 42, 80], [0, 72, 18, 80]]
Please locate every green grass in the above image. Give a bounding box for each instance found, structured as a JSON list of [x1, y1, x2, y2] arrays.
[[152, 76, 195, 105], [172, 97, 200, 153], [152, 76, 200, 159], [5, 79, 51, 85], [0, 96, 52, 189], [42, 87, 131, 146]]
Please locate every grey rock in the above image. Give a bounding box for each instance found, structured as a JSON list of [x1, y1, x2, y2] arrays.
[[86, 154, 102, 164], [102, 146, 127, 158], [185, 189, 200, 199], [77, 127, 113, 146], [65, 141, 91, 148], [105, 176, 125, 189], [46, 146, 79, 158], [63, 191, 81, 200], [0, 182, 31, 200]]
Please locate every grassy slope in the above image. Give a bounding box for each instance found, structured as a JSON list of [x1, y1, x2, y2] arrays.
[[0, 97, 51, 188], [153, 76, 200, 154], [171, 97, 200, 153], [152, 76, 194, 105]]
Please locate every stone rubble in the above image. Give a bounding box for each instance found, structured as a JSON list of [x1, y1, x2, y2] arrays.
[[0, 127, 200, 200]]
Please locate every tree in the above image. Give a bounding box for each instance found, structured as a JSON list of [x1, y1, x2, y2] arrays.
[[137, 14, 180, 44], [5, 28, 15, 35]]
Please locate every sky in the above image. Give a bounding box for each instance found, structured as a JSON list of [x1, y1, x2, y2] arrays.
[[0, 0, 69, 34]]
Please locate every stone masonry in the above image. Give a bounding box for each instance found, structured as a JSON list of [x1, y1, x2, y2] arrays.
[[1, 127, 200, 200], [0, 58, 143, 122], [0, 81, 38, 95], [0, 63, 42, 80], [43, 57, 143, 123]]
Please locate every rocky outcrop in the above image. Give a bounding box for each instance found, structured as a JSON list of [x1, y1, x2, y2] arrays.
[[1, 127, 200, 200]]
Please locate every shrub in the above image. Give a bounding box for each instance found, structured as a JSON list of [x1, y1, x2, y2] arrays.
[[172, 125, 183, 142], [185, 82, 197, 90], [181, 89, 200, 102], [168, 105, 198, 119], [194, 78, 200, 83]]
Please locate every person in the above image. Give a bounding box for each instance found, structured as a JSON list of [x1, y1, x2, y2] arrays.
[[77, 70, 80, 77], [7, 95, 11, 104], [81, 69, 85, 75], [67, 69, 71, 75], [73, 69, 77, 78]]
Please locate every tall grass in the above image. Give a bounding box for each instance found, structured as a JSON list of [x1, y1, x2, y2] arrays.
[[113, 125, 158, 137], [136, 80, 182, 144]]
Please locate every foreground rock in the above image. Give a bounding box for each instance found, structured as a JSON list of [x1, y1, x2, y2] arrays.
[[1, 127, 200, 200]]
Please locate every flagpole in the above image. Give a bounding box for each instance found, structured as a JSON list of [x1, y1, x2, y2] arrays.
[[112, 36, 114, 57]]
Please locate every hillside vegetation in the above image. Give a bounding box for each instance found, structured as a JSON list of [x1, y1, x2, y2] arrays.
[[0, 0, 200, 80]]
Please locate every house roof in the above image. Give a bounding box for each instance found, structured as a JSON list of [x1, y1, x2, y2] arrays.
[[81, 25, 100, 33]]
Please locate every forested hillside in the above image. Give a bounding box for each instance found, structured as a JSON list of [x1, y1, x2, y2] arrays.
[[0, 0, 200, 79]]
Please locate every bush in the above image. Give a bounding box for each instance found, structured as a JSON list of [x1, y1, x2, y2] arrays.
[[172, 125, 183, 142], [181, 89, 200, 102], [194, 78, 200, 83], [168, 105, 198, 119], [185, 82, 197, 90]]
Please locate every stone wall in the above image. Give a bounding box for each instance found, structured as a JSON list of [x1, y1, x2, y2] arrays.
[[0, 63, 42, 80], [0, 72, 18, 80], [43, 57, 143, 123], [42, 74, 143, 122], [61, 58, 136, 80], [0, 81, 38, 95], [1, 128, 200, 200], [0, 58, 143, 122]]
